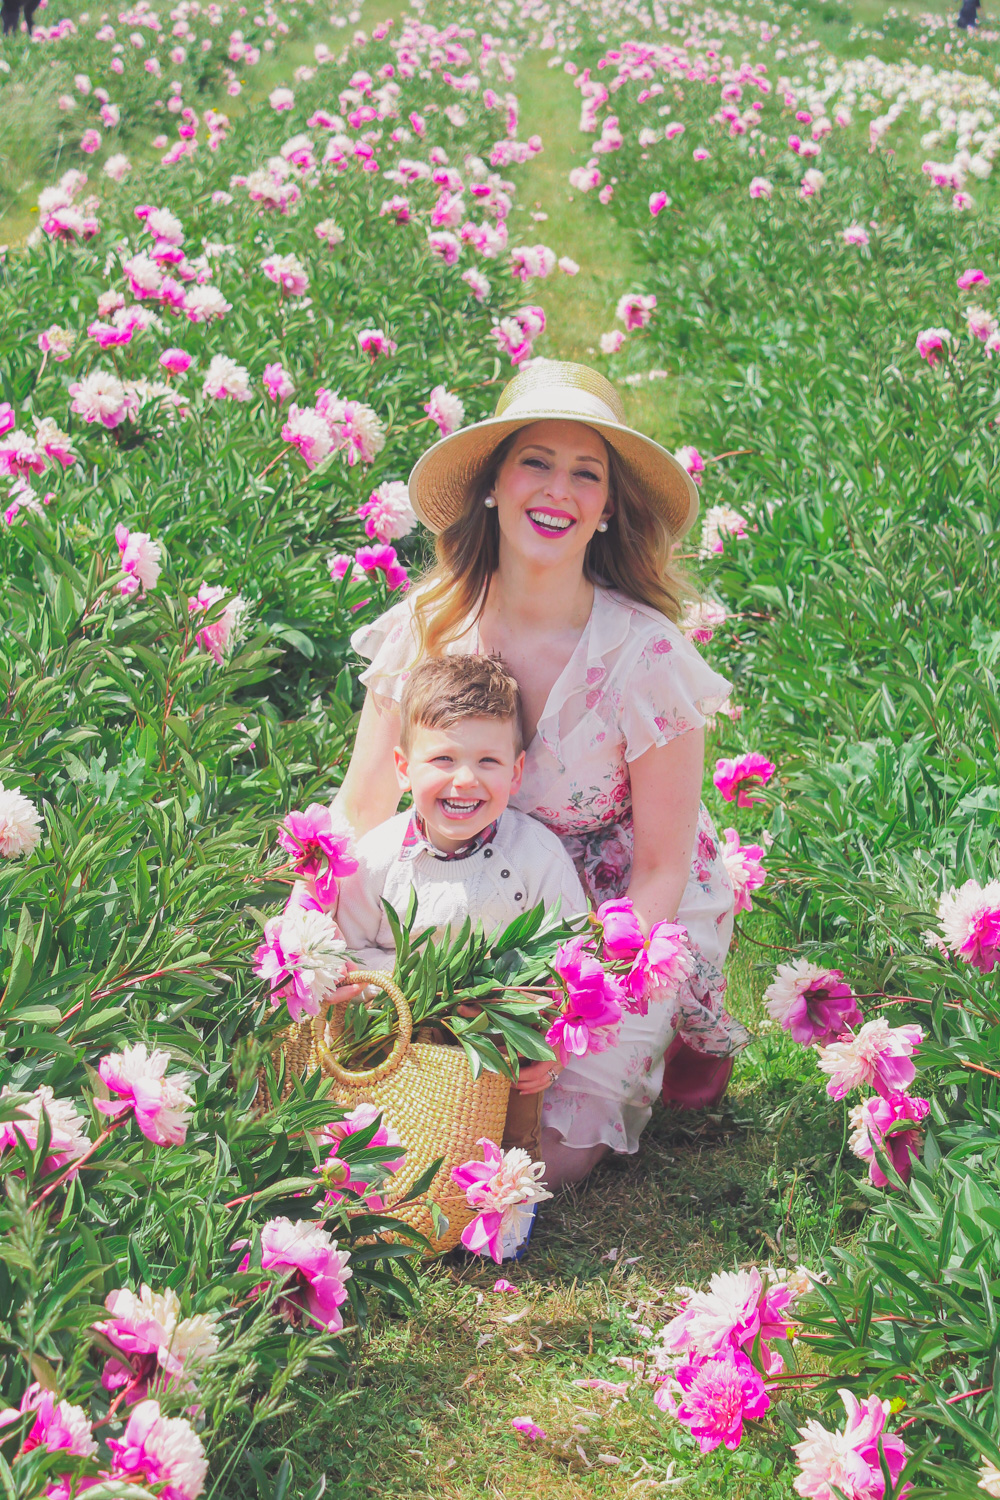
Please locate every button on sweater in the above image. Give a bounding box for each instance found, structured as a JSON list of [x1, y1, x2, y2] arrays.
[[335, 808, 588, 969]]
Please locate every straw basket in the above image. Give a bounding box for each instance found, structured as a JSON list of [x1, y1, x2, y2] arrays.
[[287, 970, 510, 1256]]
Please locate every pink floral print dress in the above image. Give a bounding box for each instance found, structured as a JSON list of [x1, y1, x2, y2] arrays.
[[352, 586, 747, 1154]]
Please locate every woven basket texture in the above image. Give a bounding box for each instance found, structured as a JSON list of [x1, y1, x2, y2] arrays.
[[274, 971, 510, 1256]]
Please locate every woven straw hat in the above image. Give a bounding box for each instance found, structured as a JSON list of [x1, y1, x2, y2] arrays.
[[408, 360, 700, 539]]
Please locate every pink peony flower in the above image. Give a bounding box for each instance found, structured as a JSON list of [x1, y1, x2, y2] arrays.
[[842, 224, 870, 247], [657, 1266, 796, 1375], [281, 404, 332, 469], [277, 804, 358, 907], [252, 899, 348, 1021], [461, 267, 490, 300], [749, 176, 773, 198], [493, 1279, 519, 1295], [699, 503, 749, 555], [93, 1285, 219, 1401], [764, 960, 861, 1046], [80, 128, 102, 155], [115, 524, 163, 599], [0, 1084, 87, 1174], [106, 1398, 207, 1500], [915, 327, 951, 365], [674, 445, 706, 484], [547, 936, 623, 1062], [0, 1384, 96, 1458], [659, 1347, 770, 1453], [263, 362, 295, 402], [0, 783, 43, 859], [428, 231, 460, 265], [38, 325, 76, 361], [261, 253, 309, 296], [452, 1138, 552, 1261], [315, 389, 386, 466], [314, 1102, 406, 1208], [201, 355, 251, 402], [721, 828, 767, 914], [269, 87, 294, 112], [259, 1216, 352, 1331], [0, 404, 14, 437], [357, 328, 397, 360], [616, 292, 656, 330], [159, 348, 191, 375], [69, 371, 137, 428], [355, 542, 409, 592], [511, 1416, 547, 1440], [599, 329, 626, 355], [380, 194, 411, 224], [817, 1020, 923, 1100], [424, 385, 465, 437], [624, 921, 693, 1012], [96, 1043, 194, 1146], [937, 878, 1000, 973], [0, 430, 45, 480], [682, 598, 729, 644], [558, 256, 580, 275], [596, 896, 643, 960], [713, 752, 776, 807], [187, 582, 246, 663], [957, 268, 990, 291], [848, 1092, 930, 1189], [649, 190, 672, 215], [510, 244, 557, 281], [357, 481, 417, 543], [792, 1389, 909, 1500]]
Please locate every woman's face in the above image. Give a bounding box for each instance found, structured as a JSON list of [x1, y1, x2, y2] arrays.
[[491, 420, 612, 571]]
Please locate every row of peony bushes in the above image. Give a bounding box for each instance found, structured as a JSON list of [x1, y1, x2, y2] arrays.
[[0, 0, 587, 1494], [549, 3, 1000, 1490]]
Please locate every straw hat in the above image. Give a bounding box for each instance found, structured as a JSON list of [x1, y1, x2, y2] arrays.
[[408, 360, 699, 539]]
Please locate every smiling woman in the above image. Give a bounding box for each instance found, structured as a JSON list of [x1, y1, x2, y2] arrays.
[[332, 362, 746, 1189]]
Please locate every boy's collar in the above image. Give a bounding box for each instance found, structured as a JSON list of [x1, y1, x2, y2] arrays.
[[399, 811, 501, 863]]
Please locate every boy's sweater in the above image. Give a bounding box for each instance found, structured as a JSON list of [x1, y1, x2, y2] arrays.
[[335, 808, 587, 969]]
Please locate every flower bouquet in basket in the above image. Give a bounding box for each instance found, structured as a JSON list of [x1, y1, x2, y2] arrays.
[[252, 804, 696, 1257]]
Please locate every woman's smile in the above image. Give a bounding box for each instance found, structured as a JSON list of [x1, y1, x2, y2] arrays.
[[526, 506, 576, 537]]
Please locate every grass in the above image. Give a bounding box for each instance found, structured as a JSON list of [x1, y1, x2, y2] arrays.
[[513, 50, 684, 451], [259, 913, 854, 1500]]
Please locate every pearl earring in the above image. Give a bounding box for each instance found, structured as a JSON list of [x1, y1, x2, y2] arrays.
[[596, 519, 609, 532], [484, 495, 497, 509]]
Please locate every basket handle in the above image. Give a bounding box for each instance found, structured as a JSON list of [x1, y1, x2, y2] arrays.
[[312, 969, 414, 1085]]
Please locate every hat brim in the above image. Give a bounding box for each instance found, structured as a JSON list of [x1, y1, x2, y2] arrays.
[[407, 411, 700, 539]]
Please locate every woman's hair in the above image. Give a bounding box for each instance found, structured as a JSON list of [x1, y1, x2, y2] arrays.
[[412, 428, 695, 658]]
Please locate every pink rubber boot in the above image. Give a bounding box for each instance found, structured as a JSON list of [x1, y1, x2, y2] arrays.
[[660, 1036, 734, 1111]]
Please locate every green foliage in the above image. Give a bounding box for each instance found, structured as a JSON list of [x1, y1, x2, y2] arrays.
[[338, 895, 585, 1079]]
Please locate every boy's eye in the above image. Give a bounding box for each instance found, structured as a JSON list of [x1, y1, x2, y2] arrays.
[[480, 756, 500, 766]]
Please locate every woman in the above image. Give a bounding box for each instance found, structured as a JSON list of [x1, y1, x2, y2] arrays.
[[332, 361, 746, 1189]]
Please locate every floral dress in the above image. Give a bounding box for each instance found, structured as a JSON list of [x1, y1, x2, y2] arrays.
[[351, 585, 747, 1154]]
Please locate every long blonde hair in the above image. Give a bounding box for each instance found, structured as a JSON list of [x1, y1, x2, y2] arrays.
[[413, 429, 694, 658]]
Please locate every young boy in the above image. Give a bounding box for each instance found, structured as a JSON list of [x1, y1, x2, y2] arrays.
[[333, 654, 587, 1167]]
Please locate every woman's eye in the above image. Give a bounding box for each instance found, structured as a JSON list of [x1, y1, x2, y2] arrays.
[[523, 456, 546, 469], [577, 469, 600, 482]]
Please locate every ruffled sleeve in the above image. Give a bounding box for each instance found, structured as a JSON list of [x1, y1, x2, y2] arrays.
[[350, 597, 420, 705], [619, 620, 732, 763]]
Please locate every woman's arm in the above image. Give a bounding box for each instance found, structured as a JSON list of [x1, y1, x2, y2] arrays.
[[625, 726, 705, 929], [332, 689, 404, 839]]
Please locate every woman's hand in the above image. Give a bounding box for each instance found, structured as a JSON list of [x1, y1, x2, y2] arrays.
[[328, 959, 366, 1006], [515, 1059, 563, 1095]]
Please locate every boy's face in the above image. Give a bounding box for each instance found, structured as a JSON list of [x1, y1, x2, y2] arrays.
[[394, 716, 524, 854]]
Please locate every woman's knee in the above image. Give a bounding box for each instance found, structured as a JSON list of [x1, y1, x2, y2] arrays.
[[540, 1128, 610, 1190]]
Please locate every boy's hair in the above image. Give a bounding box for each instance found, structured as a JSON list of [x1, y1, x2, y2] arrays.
[[399, 654, 523, 754]]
